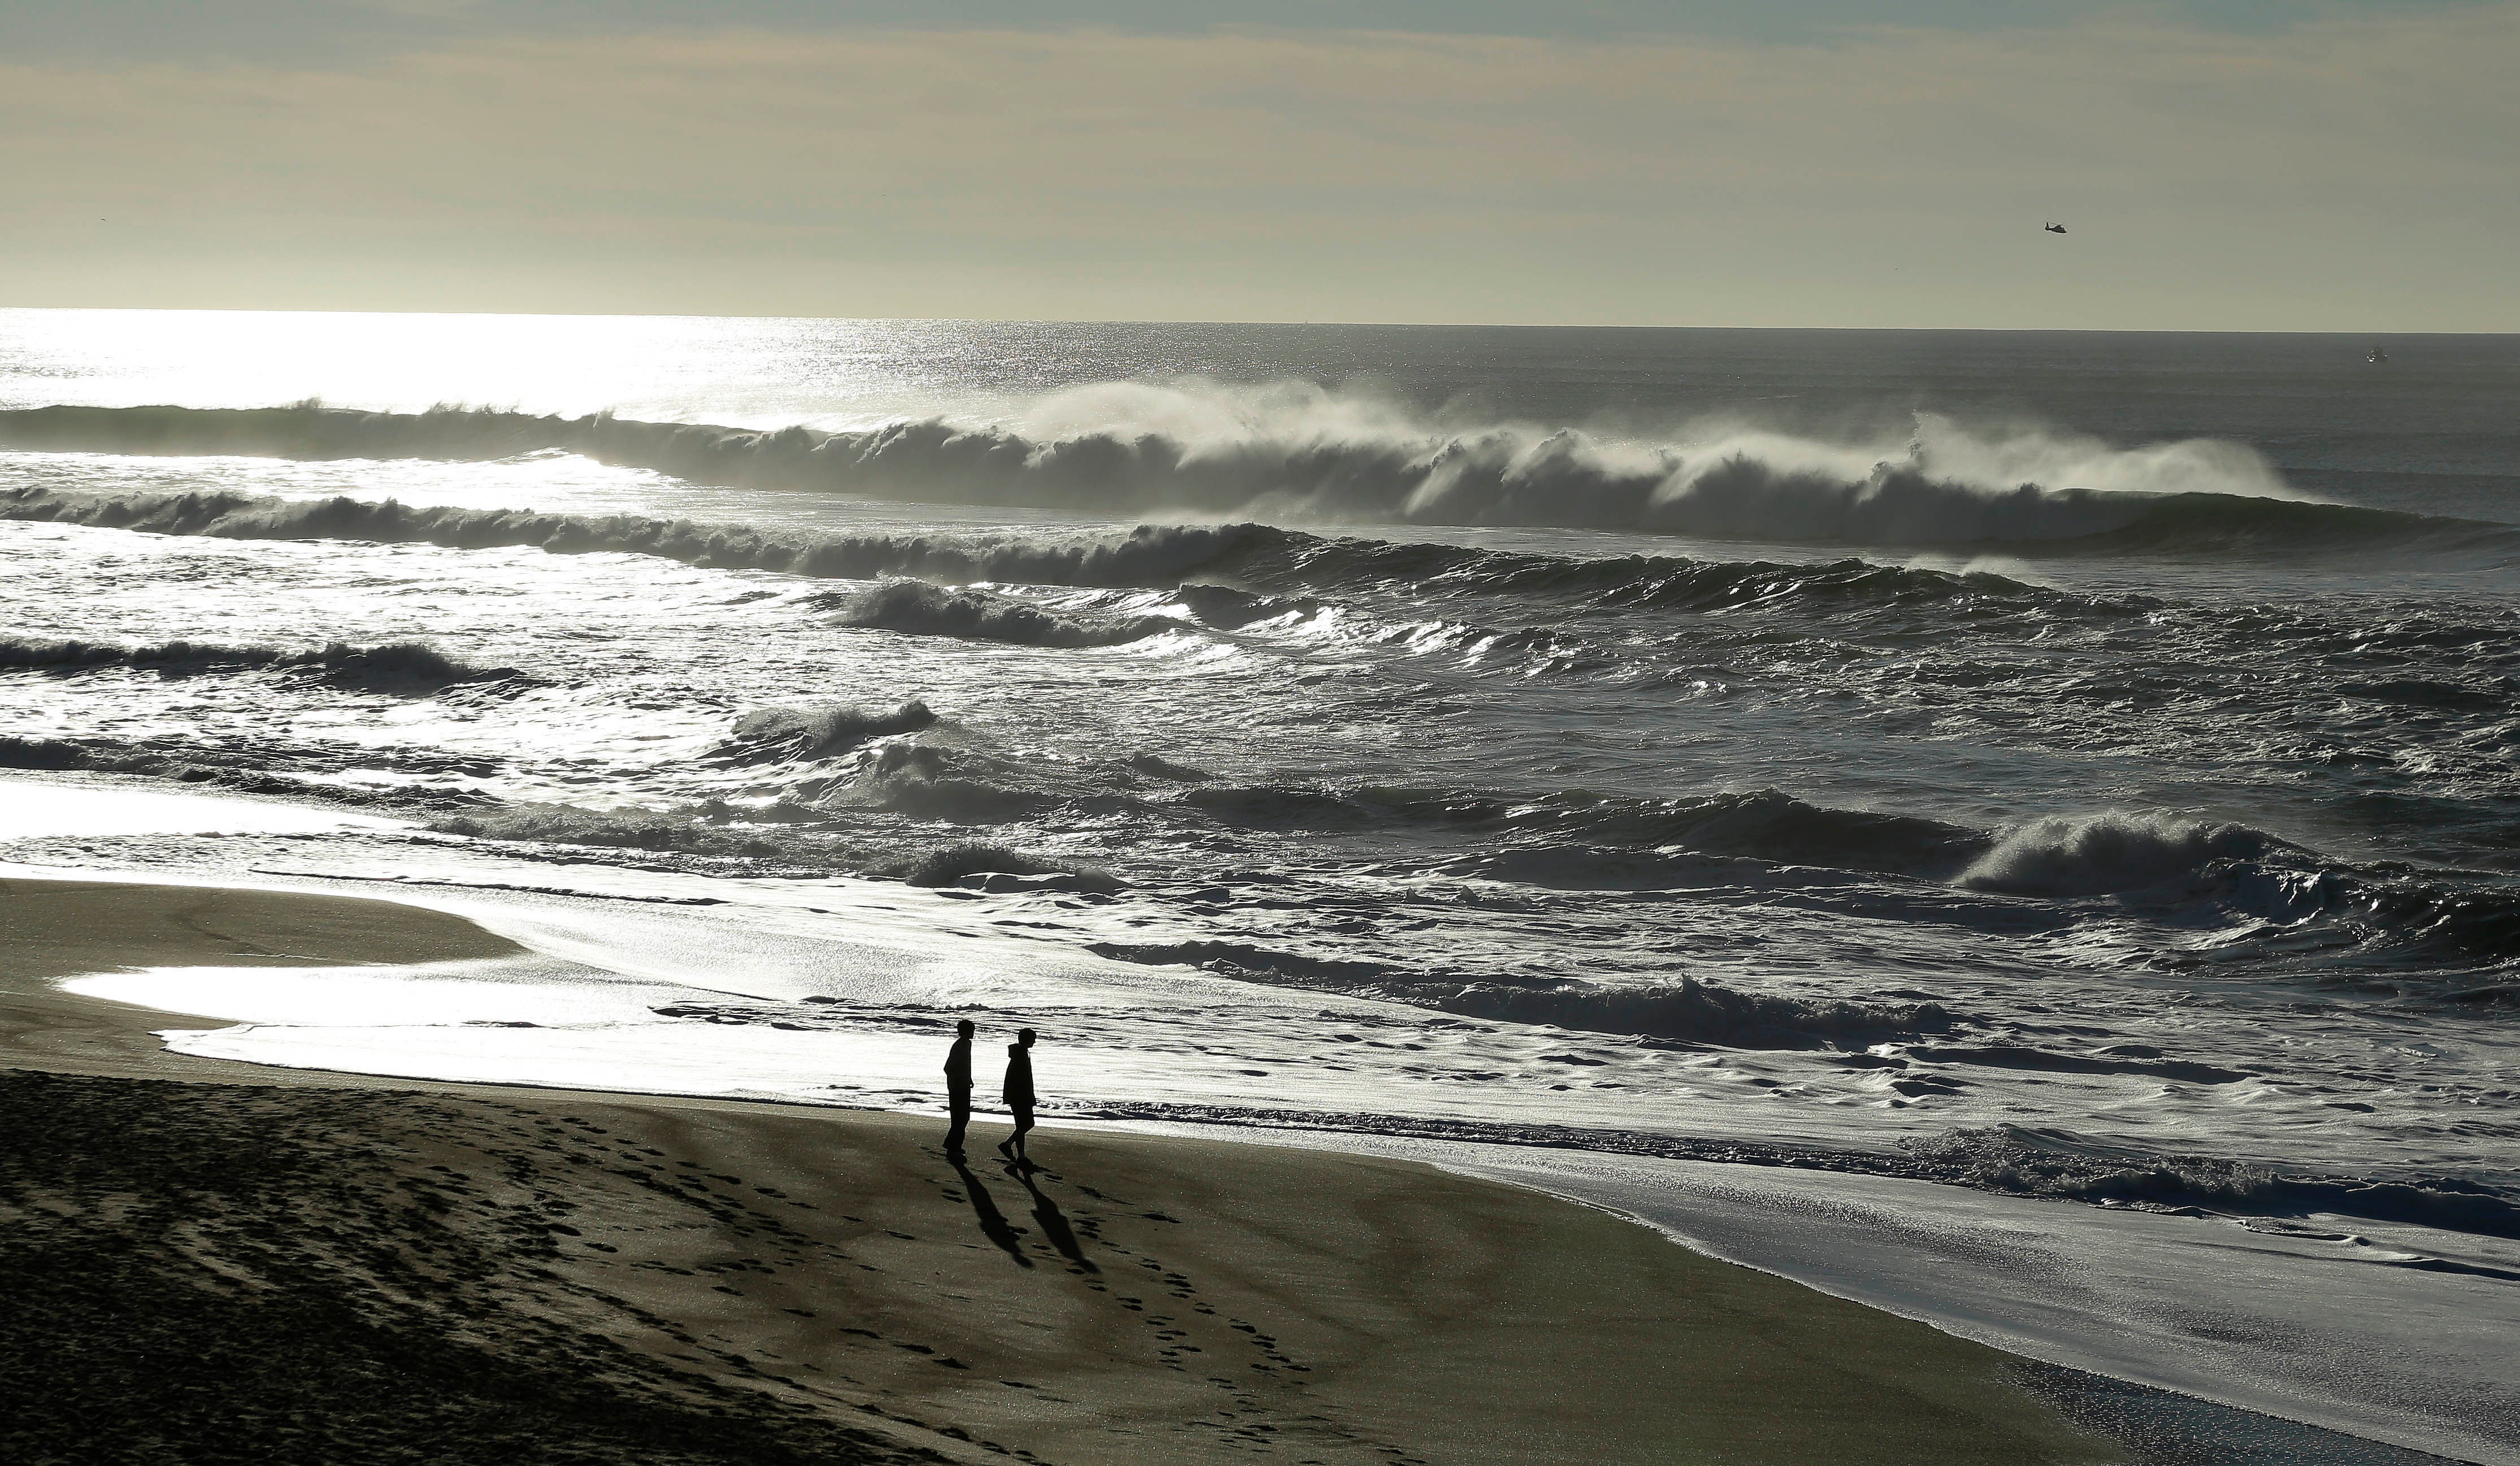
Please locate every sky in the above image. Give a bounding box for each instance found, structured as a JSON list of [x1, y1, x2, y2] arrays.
[[3, 2, 2514, 328]]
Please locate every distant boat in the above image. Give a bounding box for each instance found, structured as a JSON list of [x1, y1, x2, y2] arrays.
[[2369, 345, 2389, 364]]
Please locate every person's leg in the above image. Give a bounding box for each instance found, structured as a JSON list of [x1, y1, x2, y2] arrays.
[[1011, 1105, 1033, 1163], [945, 1094, 970, 1154]]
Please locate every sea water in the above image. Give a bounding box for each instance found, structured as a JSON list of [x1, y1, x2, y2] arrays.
[[4, 310, 2515, 1459]]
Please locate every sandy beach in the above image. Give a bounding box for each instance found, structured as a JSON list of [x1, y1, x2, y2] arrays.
[[9, 16, 2517, 1459], [0, 873, 2122, 1465]]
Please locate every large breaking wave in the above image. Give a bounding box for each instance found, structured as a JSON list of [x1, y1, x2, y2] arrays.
[[419, 699, 2520, 983], [6, 398, 2509, 554], [0, 480, 1263, 587], [11, 479, 2513, 675], [0, 480, 2348, 656], [0, 479, 2118, 639]]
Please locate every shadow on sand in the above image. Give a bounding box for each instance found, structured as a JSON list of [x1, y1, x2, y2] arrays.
[[1010, 1164, 1099, 1274], [942, 1153, 1101, 1275], [946, 1156, 1033, 1268]]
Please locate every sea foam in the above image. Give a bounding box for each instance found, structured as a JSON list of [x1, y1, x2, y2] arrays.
[[9, 400, 2504, 553]]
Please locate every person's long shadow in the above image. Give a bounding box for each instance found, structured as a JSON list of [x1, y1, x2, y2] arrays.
[[949, 1157, 1033, 1268], [1010, 1163, 1100, 1274]]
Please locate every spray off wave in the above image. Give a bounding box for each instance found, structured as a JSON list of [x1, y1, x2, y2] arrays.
[[7, 396, 2501, 553]]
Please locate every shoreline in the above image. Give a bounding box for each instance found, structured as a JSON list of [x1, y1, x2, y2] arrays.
[[0, 870, 2486, 1464], [2, 870, 2128, 1465]]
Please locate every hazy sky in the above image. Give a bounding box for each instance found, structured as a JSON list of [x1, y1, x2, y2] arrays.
[[4, 2, 2514, 328]]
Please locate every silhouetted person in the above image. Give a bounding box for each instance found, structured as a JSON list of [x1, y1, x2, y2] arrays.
[[943, 1018, 976, 1157], [996, 1027, 1037, 1166]]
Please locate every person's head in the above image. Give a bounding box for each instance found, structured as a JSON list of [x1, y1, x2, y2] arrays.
[[1018, 1027, 1036, 1047], [956, 1019, 975, 1037]]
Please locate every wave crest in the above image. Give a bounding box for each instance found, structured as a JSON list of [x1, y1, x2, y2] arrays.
[[0, 732, 484, 808], [868, 840, 1119, 891], [815, 580, 1187, 648], [1424, 978, 1950, 1048], [1905, 1125, 2520, 1237], [710, 701, 937, 765], [1960, 812, 2284, 897], [0, 635, 520, 691], [1085, 940, 1951, 1047], [11, 399, 2502, 554], [1180, 783, 1987, 876], [0, 482, 1265, 588]]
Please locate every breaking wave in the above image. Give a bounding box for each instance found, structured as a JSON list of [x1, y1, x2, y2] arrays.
[[21, 480, 2505, 681], [0, 635, 522, 691], [1041, 1101, 2520, 1242], [1180, 784, 1992, 877], [421, 801, 1115, 892], [1958, 811, 2520, 971], [1431, 979, 1951, 1046], [424, 802, 794, 858], [7, 399, 2509, 554], [709, 701, 938, 766], [0, 481, 1264, 585], [867, 840, 1120, 891], [798, 743, 1074, 823], [1961, 812, 2288, 897], [1084, 939, 1951, 1047], [1904, 1125, 2520, 1238], [813, 579, 1188, 648], [18, 675, 2515, 981], [0, 732, 488, 809], [0, 479, 2098, 624]]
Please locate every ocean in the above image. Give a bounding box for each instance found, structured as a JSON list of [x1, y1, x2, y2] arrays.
[[3, 309, 2516, 1460]]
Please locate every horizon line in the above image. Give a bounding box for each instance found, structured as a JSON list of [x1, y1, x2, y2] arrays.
[[0, 304, 2491, 337]]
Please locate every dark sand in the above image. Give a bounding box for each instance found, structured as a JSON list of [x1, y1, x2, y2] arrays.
[[2, 874, 2121, 1465]]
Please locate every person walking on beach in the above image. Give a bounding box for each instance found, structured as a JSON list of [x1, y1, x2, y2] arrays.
[[997, 1027, 1038, 1167], [943, 1019, 975, 1157]]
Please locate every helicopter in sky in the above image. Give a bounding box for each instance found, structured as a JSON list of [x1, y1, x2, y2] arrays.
[[2043, 222, 2069, 234]]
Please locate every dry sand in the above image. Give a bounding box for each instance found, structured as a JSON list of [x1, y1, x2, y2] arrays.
[[1, 874, 2120, 1465]]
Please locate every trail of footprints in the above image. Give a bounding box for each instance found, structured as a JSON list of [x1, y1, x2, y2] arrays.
[[40, 1082, 964, 1464], [935, 1161, 1420, 1464], [406, 1105, 1426, 1463], [384, 1108, 1021, 1456]]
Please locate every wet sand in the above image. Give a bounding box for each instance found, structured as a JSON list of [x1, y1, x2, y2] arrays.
[[2, 874, 2117, 1465]]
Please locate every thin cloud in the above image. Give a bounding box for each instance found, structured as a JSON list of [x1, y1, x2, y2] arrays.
[[3, 8, 2513, 324]]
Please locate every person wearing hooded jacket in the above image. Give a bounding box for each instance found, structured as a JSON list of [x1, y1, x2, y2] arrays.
[[996, 1027, 1038, 1166]]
